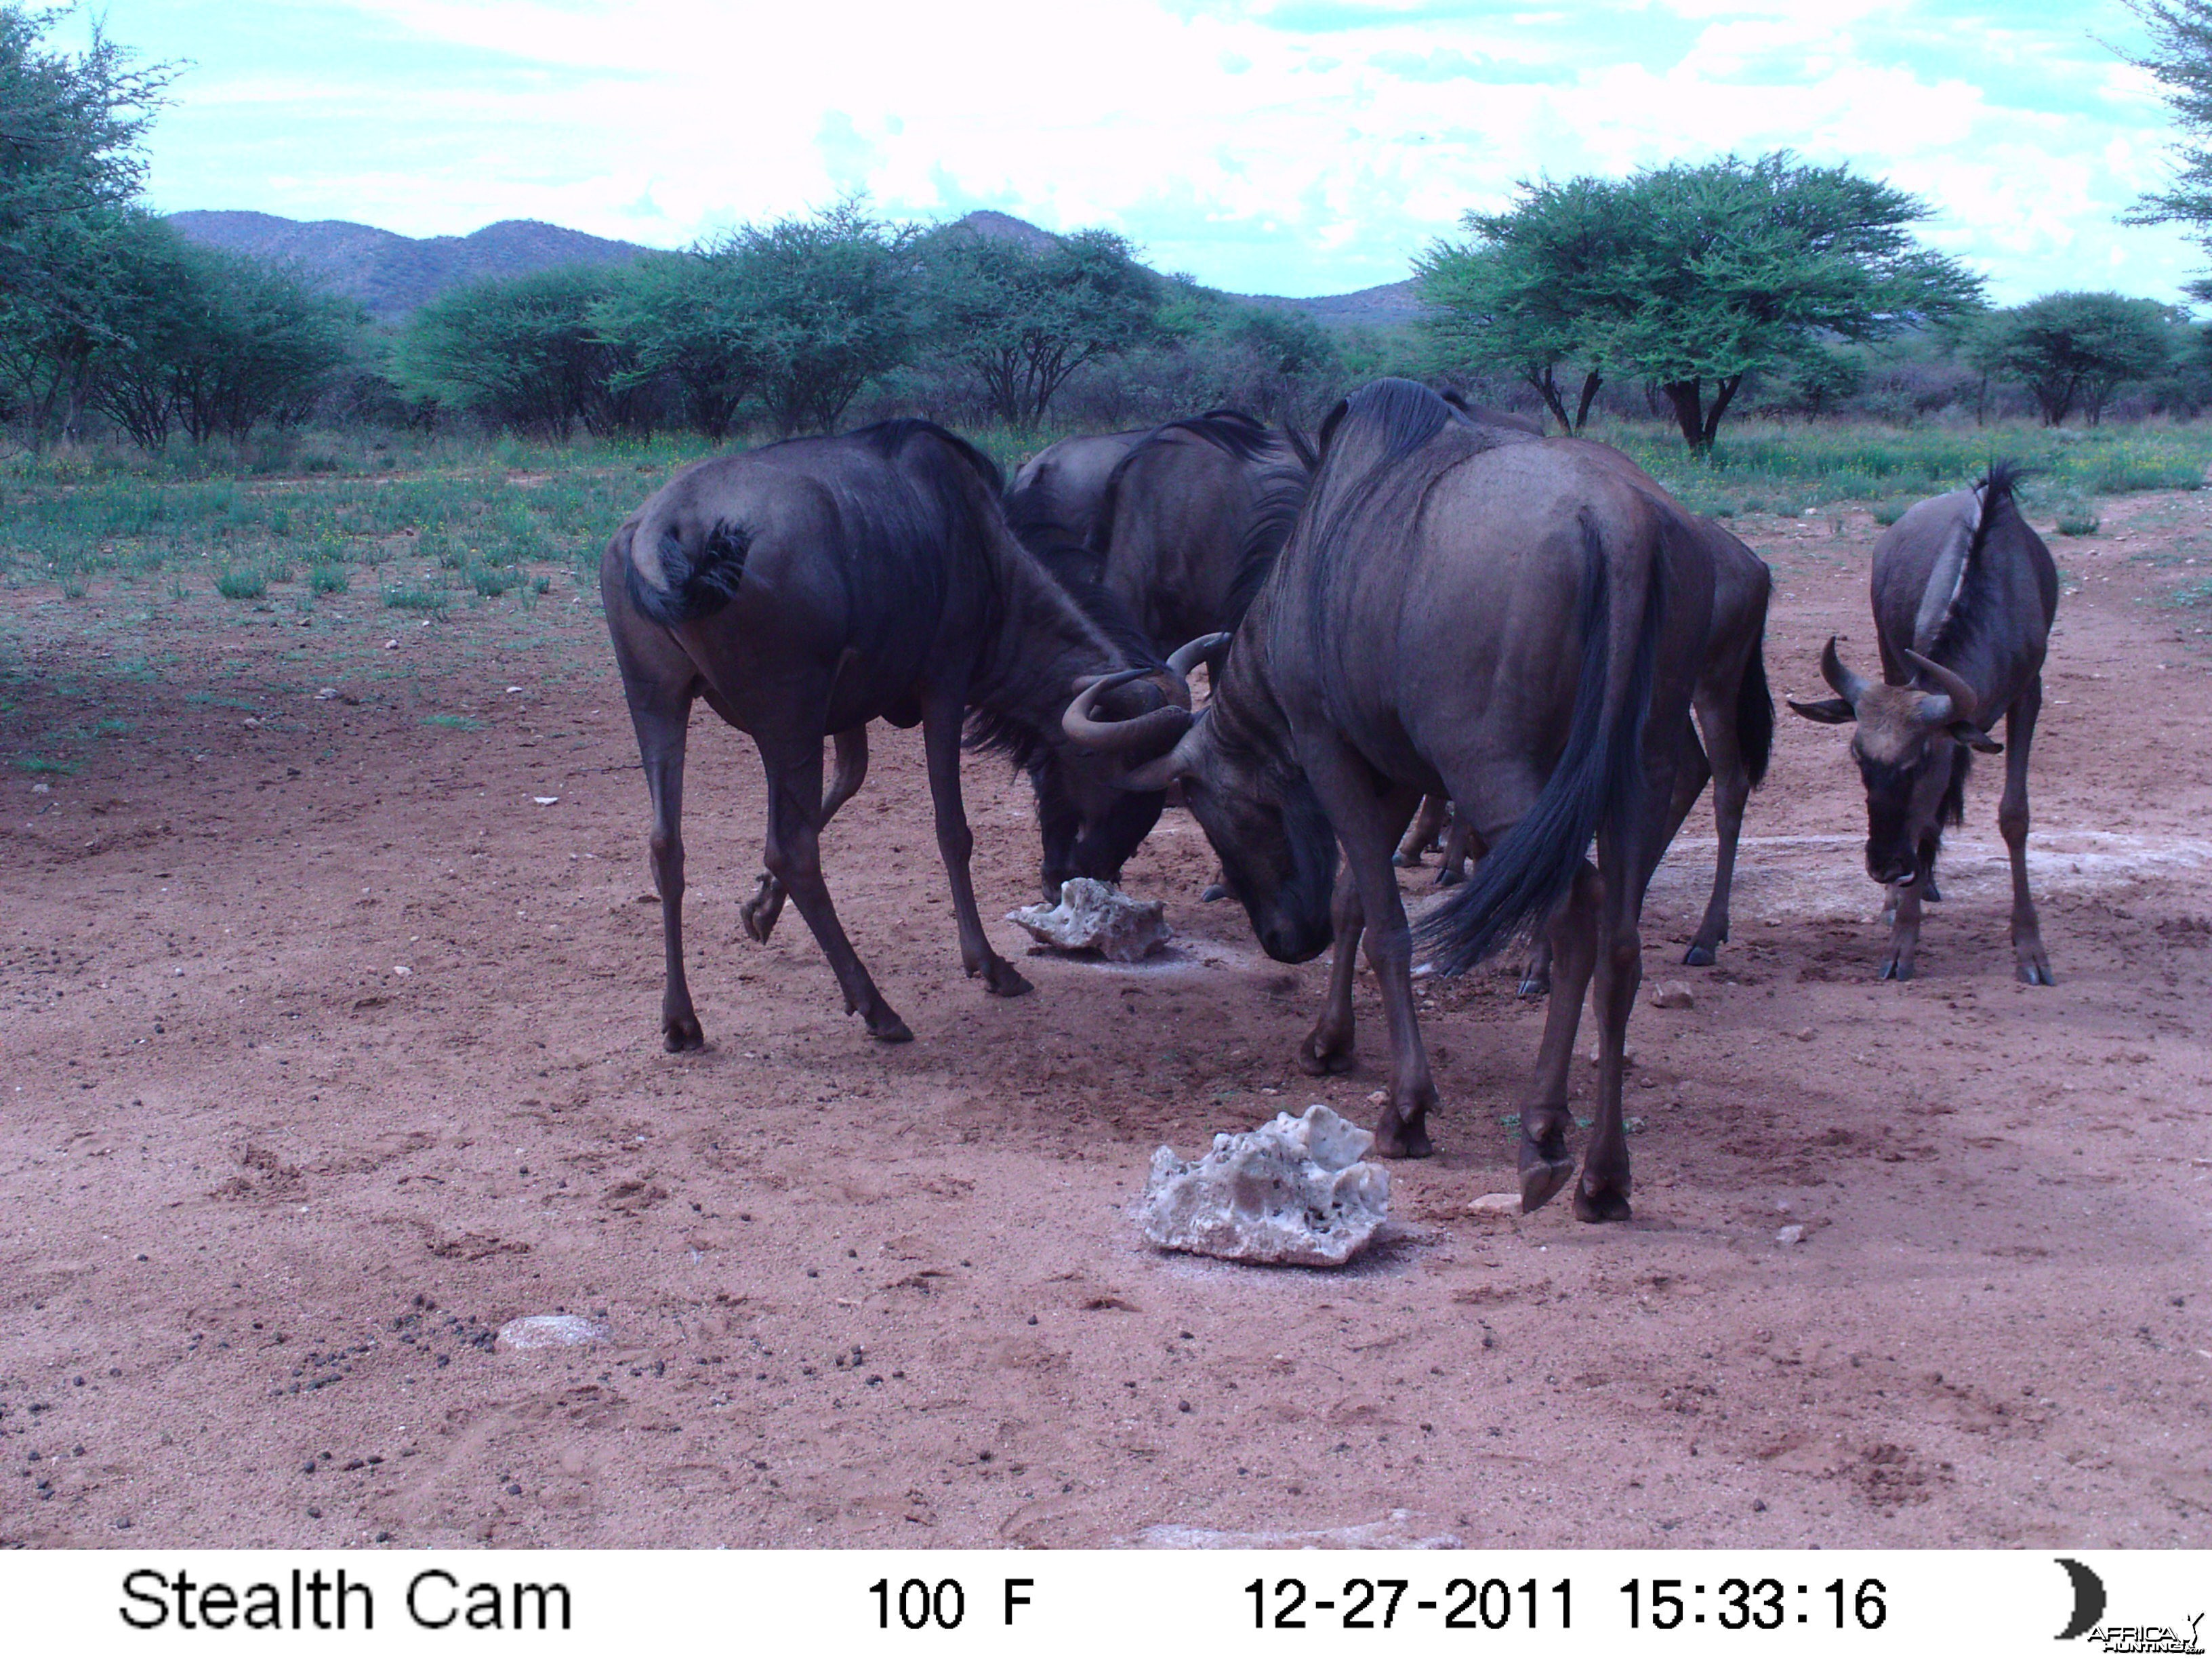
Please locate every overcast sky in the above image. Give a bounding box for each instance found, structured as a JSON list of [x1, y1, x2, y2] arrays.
[[67, 0, 2205, 304]]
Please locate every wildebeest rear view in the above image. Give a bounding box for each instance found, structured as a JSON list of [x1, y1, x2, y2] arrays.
[[600, 418, 1188, 1048], [1066, 380, 1714, 1218]]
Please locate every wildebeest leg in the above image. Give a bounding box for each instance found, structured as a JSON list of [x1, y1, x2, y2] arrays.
[[2002, 676, 2054, 985], [1296, 873, 1364, 1078], [1393, 794, 1449, 867], [1517, 862, 1599, 1212], [1298, 743, 1431, 1153], [1575, 823, 1660, 1223], [1435, 811, 1475, 887], [743, 726, 867, 943], [631, 693, 704, 1052], [921, 698, 1032, 998], [1672, 703, 1734, 966], [1880, 880, 1924, 981], [758, 732, 911, 1042]]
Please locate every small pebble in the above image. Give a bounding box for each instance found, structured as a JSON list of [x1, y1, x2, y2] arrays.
[[1649, 981, 1695, 1010], [1775, 1224, 1806, 1246]]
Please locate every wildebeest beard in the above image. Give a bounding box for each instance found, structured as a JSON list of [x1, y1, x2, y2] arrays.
[[1858, 745, 1971, 886]]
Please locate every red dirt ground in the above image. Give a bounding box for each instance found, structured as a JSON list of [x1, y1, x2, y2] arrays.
[[4, 491, 2210, 1549]]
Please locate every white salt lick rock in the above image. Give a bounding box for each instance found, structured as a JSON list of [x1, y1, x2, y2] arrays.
[[497, 1313, 610, 1351], [1006, 878, 1171, 963], [1138, 1103, 1391, 1267]]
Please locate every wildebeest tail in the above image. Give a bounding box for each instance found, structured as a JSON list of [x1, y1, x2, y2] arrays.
[[1738, 637, 1773, 790], [625, 518, 751, 628], [1416, 517, 1660, 977]]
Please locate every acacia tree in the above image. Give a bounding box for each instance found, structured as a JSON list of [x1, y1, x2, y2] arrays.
[[921, 225, 1160, 428], [2121, 0, 2212, 289], [1422, 153, 1983, 451], [721, 199, 919, 434], [398, 265, 651, 437], [1965, 292, 2179, 425], [1416, 175, 1626, 432], [0, 4, 173, 444], [588, 251, 769, 441]]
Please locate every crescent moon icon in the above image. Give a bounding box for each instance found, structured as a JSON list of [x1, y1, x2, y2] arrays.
[[2055, 1557, 2106, 1641]]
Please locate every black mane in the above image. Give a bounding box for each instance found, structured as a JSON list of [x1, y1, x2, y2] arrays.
[[1926, 459, 2027, 668]]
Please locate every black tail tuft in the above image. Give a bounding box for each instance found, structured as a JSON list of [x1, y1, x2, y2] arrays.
[[626, 520, 750, 627], [1415, 519, 1659, 976], [1738, 636, 1773, 790]]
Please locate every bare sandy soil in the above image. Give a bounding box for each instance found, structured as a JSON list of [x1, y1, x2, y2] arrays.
[[4, 489, 2211, 1551]]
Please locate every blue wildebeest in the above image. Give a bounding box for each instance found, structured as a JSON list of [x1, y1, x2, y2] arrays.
[[1399, 447, 1775, 985], [1007, 410, 1315, 896], [1786, 462, 2057, 985], [1065, 380, 1715, 1220], [600, 418, 1193, 1049]]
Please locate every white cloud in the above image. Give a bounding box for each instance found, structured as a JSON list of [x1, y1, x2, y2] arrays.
[[87, 0, 2210, 302]]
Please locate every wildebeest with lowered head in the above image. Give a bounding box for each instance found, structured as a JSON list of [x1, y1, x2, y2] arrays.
[[600, 418, 1189, 1048], [1065, 380, 1713, 1220], [1010, 410, 1315, 896], [1786, 462, 2057, 985]]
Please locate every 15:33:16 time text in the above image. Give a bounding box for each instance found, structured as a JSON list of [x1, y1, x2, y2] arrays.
[[1247, 1576, 1571, 1631]]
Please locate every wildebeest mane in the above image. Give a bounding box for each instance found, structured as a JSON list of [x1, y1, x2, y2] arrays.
[[1921, 460, 2026, 669], [1298, 379, 1469, 632]]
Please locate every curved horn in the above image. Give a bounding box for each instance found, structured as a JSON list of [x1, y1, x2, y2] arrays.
[[1165, 631, 1231, 682], [1061, 668, 1194, 754], [1121, 722, 1204, 793], [1903, 650, 1979, 727], [1820, 636, 1872, 708]]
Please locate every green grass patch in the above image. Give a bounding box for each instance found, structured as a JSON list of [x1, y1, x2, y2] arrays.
[[2055, 506, 2102, 537], [424, 714, 482, 731], [14, 754, 78, 774], [214, 568, 267, 600], [469, 565, 512, 597], [309, 563, 349, 594], [382, 586, 447, 614]]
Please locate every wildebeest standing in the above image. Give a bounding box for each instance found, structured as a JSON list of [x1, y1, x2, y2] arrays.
[[1012, 411, 1314, 895], [1067, 381, 1713, 1220], [1486, 447, 1775, 981], [1786, 462, 2057, 984], [600, 418, 1189, 1049]]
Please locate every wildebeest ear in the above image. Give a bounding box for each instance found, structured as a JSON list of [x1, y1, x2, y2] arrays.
[[1786, 696, 1855, 724], [1948, 722, 2004, 754]]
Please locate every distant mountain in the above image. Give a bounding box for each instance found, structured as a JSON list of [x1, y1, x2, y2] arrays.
[[164, 207, 1427, 329], [165, 211, 654, 320]]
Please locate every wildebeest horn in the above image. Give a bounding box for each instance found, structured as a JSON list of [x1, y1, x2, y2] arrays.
[[1062, 668, 1194, 754], [1165, 632, 1231, 682], [1819, 636, 1871, 708], [1903, 650, 1978, 726]]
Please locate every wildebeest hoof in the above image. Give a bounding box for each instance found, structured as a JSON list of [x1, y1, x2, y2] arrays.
[[981, 959, 1033, 998], [1295, 1033, 1355, 1076], [1372, 1116, 1433, 1159], [2018, 956, 2055, 986], [1200, 882, 1229, 903], [662, 1012, 705, 1052], [1391, 850, 1416, 868], [1434, 866, 1467, 888], [739, 873, 784, 943], [1519, 1155, 1574, 1213], [865, 1009, 914, 1042], [1517, 970, 1551, 1000], [1879, 956, 1914, 982], [1572, 1179, 1633, 1223], [1923, 876, 1943, 903], [1683, 943, 1717, 967]]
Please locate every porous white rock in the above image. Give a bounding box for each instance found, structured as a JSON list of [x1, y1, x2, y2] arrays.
[[1137, 1103, 1390, 1267], [1006, 878, 1170, 963], [497, 1313, 609, 1351]]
